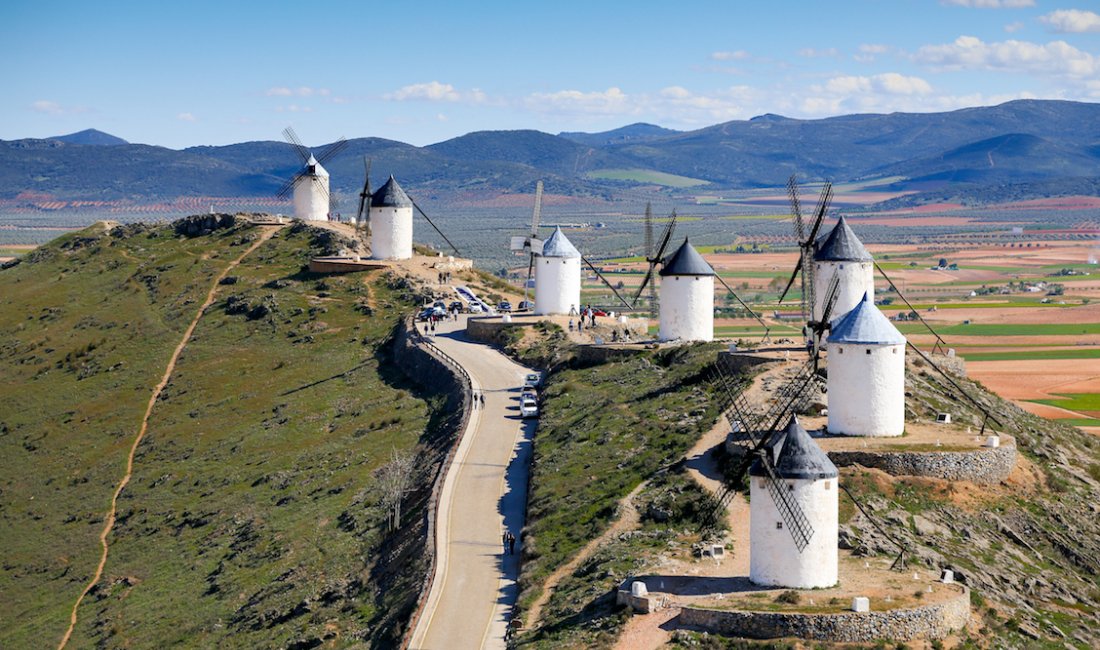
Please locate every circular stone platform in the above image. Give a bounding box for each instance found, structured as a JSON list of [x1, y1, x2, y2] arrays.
[[802, 415, 1018, 485], [623, 555, 969, 642]]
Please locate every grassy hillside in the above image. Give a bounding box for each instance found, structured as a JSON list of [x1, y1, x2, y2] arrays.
[[513, 342, 1100, 648], [0, 219, 445, 648]]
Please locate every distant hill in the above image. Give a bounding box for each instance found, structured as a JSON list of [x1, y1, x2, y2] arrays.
[[49, 128, 128, 146], [558, 123, 682, 146], [4, 100, 1100, 203]]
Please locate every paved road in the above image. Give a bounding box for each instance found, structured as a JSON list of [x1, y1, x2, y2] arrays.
[[410, 314, 535, 650]]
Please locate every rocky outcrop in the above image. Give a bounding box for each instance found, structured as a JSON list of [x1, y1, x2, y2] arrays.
[[173, 213, 238, 237]]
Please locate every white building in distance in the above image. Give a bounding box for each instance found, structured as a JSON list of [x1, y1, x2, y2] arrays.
[[826, 293, 907, 437], [534, 227, 581, 316], [293, 155, 330, 222], [370, 175, 414, 261], [813, 216, 874, 323], [749, 416, 839, 589], [658, 239, 715, 343]]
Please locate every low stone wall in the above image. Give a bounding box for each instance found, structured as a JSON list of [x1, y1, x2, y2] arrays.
[[678, 586, 969, 642], [828, 438, 1016, 485], [308, 257, 388, 274], [615, 590, 656, 614], [465, 316, 526, 344]]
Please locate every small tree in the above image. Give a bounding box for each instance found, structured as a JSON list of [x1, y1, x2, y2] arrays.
[[376, 447, 419, 531]]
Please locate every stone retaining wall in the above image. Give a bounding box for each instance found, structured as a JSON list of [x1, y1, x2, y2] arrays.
[[678, 586, 969, 642], [465, 316, 524, 344], [828, 438, 1016, 485]]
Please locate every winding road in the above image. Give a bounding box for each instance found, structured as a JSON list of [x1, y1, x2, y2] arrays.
[[409, 314, 536, 650]]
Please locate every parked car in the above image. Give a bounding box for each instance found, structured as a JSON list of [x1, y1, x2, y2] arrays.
[[517, 300, 535, 312], [417, 307, 443, 322], [520, 396, 539, 418], [449, 301, 464, 313], [498, 301, 513, 312], [523, 373, 542, 389], [592, 309, 608, 317], [433, 301, 447, 310], [468, 302, 484, 314]]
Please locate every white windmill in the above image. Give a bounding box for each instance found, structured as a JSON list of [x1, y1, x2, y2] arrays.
[[749, 416, 839, 588], [656, 238, 717, 342], [826, 293, 907, 437], [813, 215, 875, 323], [275, 127, 348, 222]]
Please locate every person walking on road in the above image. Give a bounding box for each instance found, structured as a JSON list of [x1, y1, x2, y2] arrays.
[[502, 530, 510, 553], [507, 532, 516, 555], [479, 392, 486, 408]]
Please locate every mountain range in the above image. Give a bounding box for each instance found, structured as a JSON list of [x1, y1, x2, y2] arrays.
[[3, 100, 1099, 206]]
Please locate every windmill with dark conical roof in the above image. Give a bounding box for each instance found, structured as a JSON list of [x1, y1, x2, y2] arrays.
[[657, 238, 718, 342], [813, 215, 875, 324], [749, 416, 838, 588], [367, 174, 461, 261]]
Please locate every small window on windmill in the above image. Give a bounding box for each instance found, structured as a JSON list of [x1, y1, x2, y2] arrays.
[[838, 347, 844, 354], [788, 483, 794, 491], [892, 348, 897, 354], [866, 349, 872, 355], [776, 521, 783, 530], [759, 479, 767, 489], [824, 481, 831, 490]]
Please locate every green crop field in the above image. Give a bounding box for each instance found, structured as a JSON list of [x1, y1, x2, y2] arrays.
[[896, 322, 1100, 337], [586, 168, 709, 187], [1034, 393, 1100, 413]]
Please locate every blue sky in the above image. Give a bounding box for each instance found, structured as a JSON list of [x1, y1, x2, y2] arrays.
[[3, 0, 1098, 149]]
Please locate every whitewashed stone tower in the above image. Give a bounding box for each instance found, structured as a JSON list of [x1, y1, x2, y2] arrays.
[[534, 227, 581, 316], [658, 239, 715, 343], [826, 293, 907, 437], [292, 155, 330, 221], [750, 417, 839, 589], [370, 175, 414, 261], [813, 216, 874, 322]]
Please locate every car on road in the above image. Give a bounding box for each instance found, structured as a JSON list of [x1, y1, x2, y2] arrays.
[[498, 301, 512, 313], [418, 306, 445, 321], [520, 395, 539, 418], [523, 372, 542, 388], [592, 309, 608, 317], [517, 300, 534, 312], [449, 301, 464, 313], [468, 303, 484, 314]]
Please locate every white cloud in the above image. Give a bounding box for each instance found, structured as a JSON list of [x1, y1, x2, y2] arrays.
[[32, 100, 63, 115], [176, 112, 196, 122], [382, 81, 489, 105], [1040, 9, 1100, 33], [275, 104, 314, 113], [30, 100, 89, 116], [915, 35, 1098, 78], [1004, 21, 1025, 33], [798, 47, 839, 58], [823, 73, 932, 96], [710, 50, 751, 61], [436, 113, 449, 122], [524, 87, 632, 117], [854, 43, 891, 63], [385, 81, 461, 102], [940, 0, 1034, 8], [265, 86, 330, 97]]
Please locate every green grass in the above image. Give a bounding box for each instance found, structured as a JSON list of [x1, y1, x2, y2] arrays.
[[586, 168, 709, 187], [516, 343, 725, 619], [959, 348, 1100, 361], [0, 221, 440, 648], [896, 322, 1100, 336], [1055, 418, 1100, 428], [1033, 393, 1100, 412]]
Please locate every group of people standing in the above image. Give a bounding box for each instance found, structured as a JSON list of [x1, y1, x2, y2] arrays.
[[437, 271, 452, 284], [567, 304, 599, 333]]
